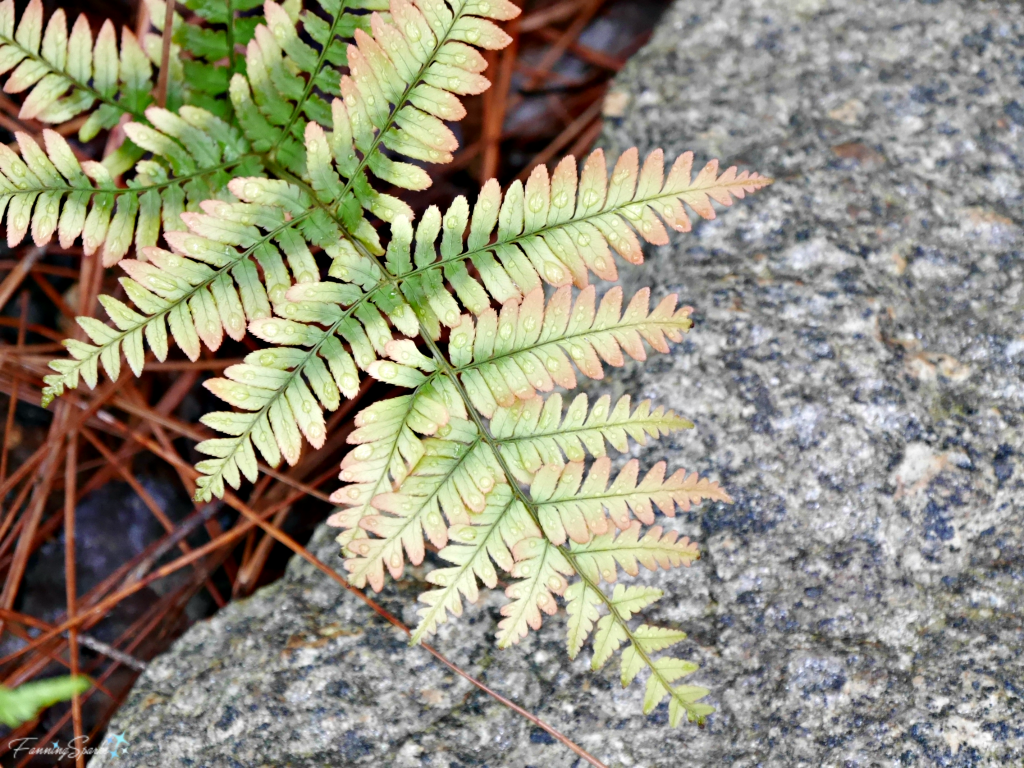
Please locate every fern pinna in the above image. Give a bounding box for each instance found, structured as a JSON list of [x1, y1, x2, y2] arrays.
[[16, 0, 771, 727]]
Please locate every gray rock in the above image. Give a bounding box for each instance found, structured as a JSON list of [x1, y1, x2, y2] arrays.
[[94, 0, 1024, 765]]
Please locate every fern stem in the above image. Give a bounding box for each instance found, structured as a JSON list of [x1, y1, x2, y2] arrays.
[[0, 33, 148, 123], [225, 0, 236, 72]]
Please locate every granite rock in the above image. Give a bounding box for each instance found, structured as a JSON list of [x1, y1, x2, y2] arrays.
[[92, 0, 1024, 765]]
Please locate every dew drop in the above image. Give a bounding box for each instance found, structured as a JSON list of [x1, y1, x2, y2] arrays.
[[553, 192, 569, 208], [463, 528, 476, 541], [547, 576, 561, 589], [545, 358, 559, 372], [499, 324, 512, 339], [594, 256, 607, 271], [263, 323, 278, 336], [528, 195, 544, 213], [354, 444, 372, 459], [405, 23, 421, 41], [543, 263, 564, 282], [301, 401, 312, 413], [379, 362, 397, 378], [451, 333, 467, 348], [342, 374, 357, 389], [582, 190, 599, 207], [260, 352, 275, 365], [523, 317, 536, 332], [348, 487, 360, 499]]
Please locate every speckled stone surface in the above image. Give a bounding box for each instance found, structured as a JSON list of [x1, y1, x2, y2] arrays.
[[92, 0, 1024, 766]]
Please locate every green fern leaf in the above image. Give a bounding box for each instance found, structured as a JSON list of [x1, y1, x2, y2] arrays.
[[0, 107, 257, 264], [530, 457, 730, 545], [496, 535, 572, 648], [493, 392, 693, 482], [324, 380, 459, 537], [412, 482, 538, 642], [447, 286, 693, 418], [0, 0, 155, 136], [343, 416, 505, 590], [40, 197, 315, 408], [564, 580, 601, 659], [569, 520, 702, 584]]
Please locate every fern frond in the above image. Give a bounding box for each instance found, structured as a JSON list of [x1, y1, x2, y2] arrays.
[[569, 520, 700, 584], [444, 286, 692, 418], [516, 537, 710, 724], [0, 109, 256, 261], [342, 416, 506, 589], [531, 457, 730, 545], [40, 196, 316, 407], [232, 0, 517, 190], [0, 0, 155, 137], [492, 392, 693, 482], [411, 483, 539, 641], [325, 378, 461, 538], [364, 148, 768, 339], [495, 535, 572, 648]]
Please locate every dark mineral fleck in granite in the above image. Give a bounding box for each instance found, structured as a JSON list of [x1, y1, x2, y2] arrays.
[[92, 0, 1024, 765]]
